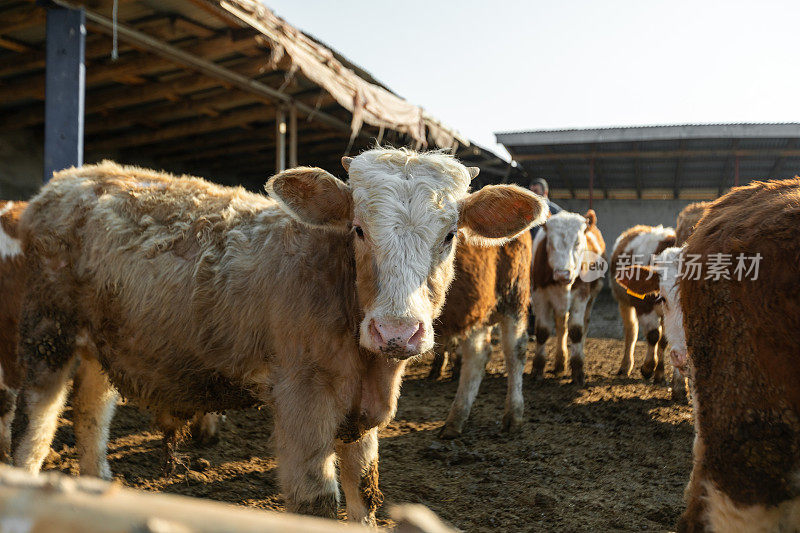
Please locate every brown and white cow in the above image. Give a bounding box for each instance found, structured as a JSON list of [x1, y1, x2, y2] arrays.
[[531, 210, 605, 385], [616, 179, 800, 531], [610, 224, 676, 383], [675, 201, 709, 246], [0, 200, 26, 462], [615, 246, 688, 401], [12, 150, 546, 524], [427, 232, 533, 439]]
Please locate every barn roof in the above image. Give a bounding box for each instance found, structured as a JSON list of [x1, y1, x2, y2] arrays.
[[0, 0, 510, 189], [496, 123, 800, 200]]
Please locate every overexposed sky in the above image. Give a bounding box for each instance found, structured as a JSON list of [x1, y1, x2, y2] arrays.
[[265, 0, 800, 158]]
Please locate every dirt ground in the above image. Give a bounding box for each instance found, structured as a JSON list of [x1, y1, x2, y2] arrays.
[[42, 333, 694, 532]]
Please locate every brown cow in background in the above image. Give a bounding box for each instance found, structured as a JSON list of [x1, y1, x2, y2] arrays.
[[610, 224, 675, 384], [531, 210, 605, 385], [430, 232, 533, 439], [675, 201, 709, 246]]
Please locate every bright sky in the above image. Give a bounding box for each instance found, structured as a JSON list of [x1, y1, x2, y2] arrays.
[[265, 0, 800, 158]]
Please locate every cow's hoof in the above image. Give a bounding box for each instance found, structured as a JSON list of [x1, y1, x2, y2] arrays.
[[501, 413, 523, 433], [439, 425, 462, 440], [571, 371, 586, 386], [671, 388, 688, 403], [653, 374, 667, 386], [640, 364, 655, 380], [616, 366, 631, 377]]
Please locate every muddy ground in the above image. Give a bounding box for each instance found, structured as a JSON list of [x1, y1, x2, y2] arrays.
[[43, 333, 694, 532]]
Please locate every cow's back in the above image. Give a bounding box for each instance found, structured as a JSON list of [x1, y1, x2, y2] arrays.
[[682, 178, 800, 510], [610, 225, 675, 311]]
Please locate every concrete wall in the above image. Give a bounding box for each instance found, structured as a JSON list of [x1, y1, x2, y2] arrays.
[[554, 198, 694, 251]]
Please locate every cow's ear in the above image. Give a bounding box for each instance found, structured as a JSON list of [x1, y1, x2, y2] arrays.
[[458, 184, 548, 246], [585, 209, 597, 228], [615, 266, 660, 299], [266, 167, 352, 232]]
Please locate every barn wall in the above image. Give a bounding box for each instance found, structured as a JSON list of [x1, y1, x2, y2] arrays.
[[554, 198, 695, 250], [0, 127, 254, 201], [0, 129, 44, 200]]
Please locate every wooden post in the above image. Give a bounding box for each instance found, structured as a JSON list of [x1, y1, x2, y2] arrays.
[[275, 106, 286, 173], [43, 5, 85, 183], [588, 158, 595, 209], [288, 104, 298, 168]]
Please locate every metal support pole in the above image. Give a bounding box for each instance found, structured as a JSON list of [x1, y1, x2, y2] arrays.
[[734, 155, 740, 187], [288, 105, 298, 168], [43, 6, 86, 182], [275, 106, 286, 173], [588, 158, 595, 209]]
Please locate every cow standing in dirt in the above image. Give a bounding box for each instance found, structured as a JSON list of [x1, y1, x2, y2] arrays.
[[12, 149, 545, 524], [610, 224, 675, 383], [531, 210, 605, 385], [615, 179, 800, 531], [0, 201, 26, 462], [427, 233, 534, 439]]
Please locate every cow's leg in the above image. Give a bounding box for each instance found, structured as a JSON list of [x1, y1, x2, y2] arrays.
[[426, 343, 447, 381], [616, 302, 638, 376], [13, 304, 80, 474], [13, 362, 74, 474], [189, 412, 224, 446], [653, 323, 669, 384], [441, 325, 491, 439], [500, 314, 527, 432], [72, 357, 118, 479], [640, 313, 661, 381], [678, 417, 708, 532], [531, 291, 550, 379], [154, 413, 191, 475], [567, 294, 590, 386], [552, 311, 569, 375], [335, 427, 382, 526], [0, 387, 17, 463], [273, 380, 339, 518], [671, 367, 688, 403]]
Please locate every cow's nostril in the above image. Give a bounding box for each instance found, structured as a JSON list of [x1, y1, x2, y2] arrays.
[[372, 318, 424, 350]]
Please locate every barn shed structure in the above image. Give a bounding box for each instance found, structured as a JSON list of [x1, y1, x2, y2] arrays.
[[0, 0, 513, 200], [497, 123, 800, 244]]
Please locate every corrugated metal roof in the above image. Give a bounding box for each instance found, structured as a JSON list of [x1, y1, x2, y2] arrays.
[[495, 123, 800, 199]]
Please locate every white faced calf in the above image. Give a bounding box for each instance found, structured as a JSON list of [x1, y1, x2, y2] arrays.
[[13, 150, 545, 524], [531, 211, 605, 385]]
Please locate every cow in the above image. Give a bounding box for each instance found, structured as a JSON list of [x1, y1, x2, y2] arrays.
[[615, 178, 800, 531], [0, 200, 26, 462], [12, 149, 546, 524], [610, 224, 676, 383], [426, 232, 533, 439], [614, 246, 688, 401], [675, 201, 709, 246], [531, 210, 605, 386]]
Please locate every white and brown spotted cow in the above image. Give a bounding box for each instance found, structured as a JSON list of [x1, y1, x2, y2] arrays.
[[12, 150, 546, 524], [615, 246, 688, 401], [675, 201, 709, 246], [0, 200, 26, 462], [428, 232, 534, 439], [616, 179, 800, 531], [610, 224, 676, 383], [531, 210, 605, 385]]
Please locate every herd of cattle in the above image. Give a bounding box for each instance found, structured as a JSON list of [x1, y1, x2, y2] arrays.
[[0, 147, 797, 531]]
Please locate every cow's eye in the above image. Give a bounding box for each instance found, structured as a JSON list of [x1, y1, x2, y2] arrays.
[[444, 231, 456, 246], [354, 225, 364, 239]]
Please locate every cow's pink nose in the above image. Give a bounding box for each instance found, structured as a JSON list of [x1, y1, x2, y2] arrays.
[[553, 269, 571, 282], [370, 318, 424, 353]]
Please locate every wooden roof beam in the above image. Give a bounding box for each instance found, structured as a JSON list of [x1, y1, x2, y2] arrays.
[[516, 147, 800, 161], [0, 4, 46, 35]]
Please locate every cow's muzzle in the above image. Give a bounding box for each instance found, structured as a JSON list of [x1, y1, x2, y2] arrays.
[[368, 317, 425, 358], [670, 349, 688, 376]]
